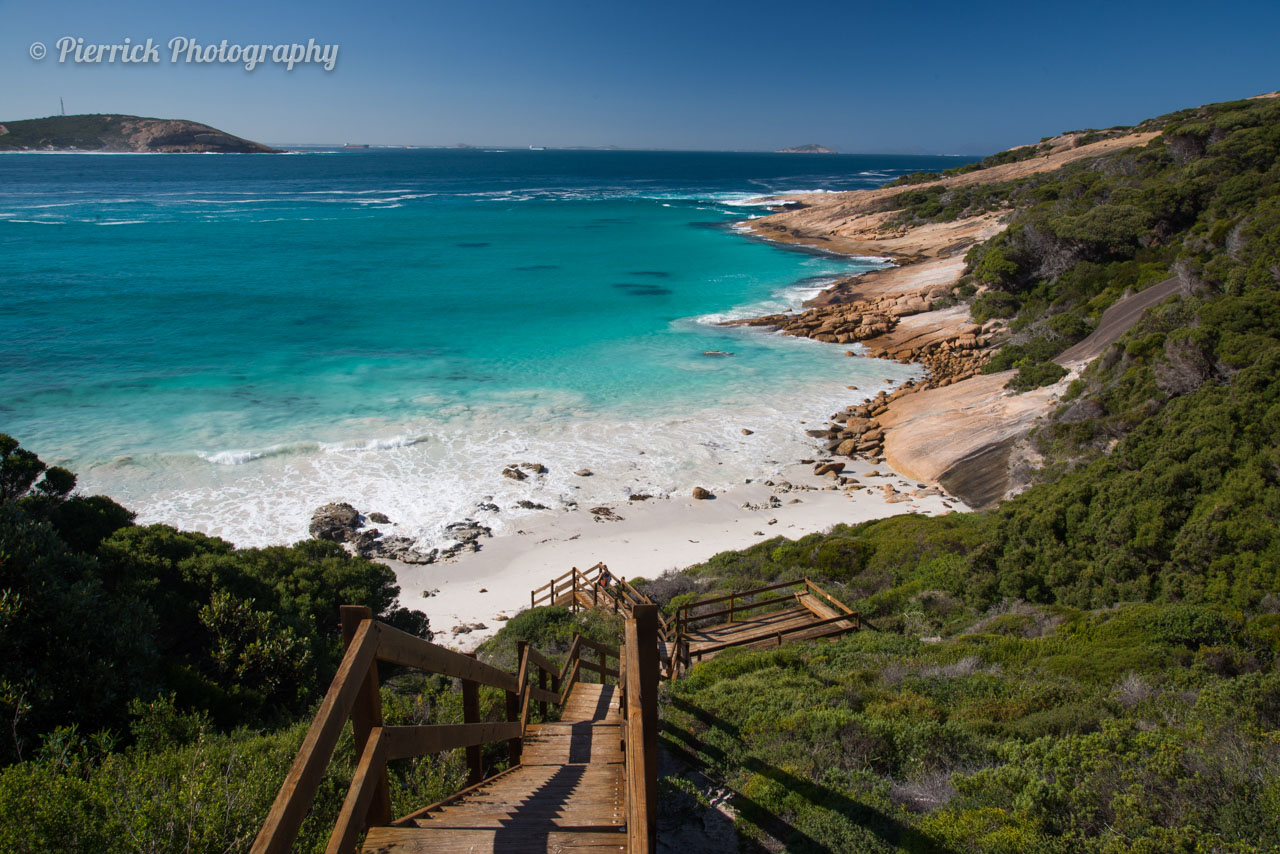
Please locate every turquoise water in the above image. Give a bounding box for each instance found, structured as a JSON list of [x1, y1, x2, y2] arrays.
[[0, 149, 972, 546]]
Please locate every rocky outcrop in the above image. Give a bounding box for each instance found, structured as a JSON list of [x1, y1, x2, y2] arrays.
[[309, 502, 361, 542], [308, 502, 485, 564], [730, 128, 1174, 510]]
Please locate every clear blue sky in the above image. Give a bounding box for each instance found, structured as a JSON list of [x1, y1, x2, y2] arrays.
[[1, 0, 1276, 153]]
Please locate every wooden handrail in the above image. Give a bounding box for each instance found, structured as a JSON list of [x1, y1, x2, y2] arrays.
[[325, 727, 388, 854], [252, 618, 380, 854], [523, 644, 558, 676], [252, 606, 622, 854], [558, 635, 582, 684], [377, 625, 520, 693], [678, 578, 805, 614], [527, 563, 674, 642], [577, 659, 621, 679], [577, 635, 620, 657], [681, 594, 799, 626], [804, 578, 855, 615]]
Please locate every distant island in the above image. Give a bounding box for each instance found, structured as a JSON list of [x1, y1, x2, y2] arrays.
[[0, 114, 278, 153], [776, 143, 837, 153]]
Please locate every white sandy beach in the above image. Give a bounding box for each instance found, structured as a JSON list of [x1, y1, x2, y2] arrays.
[[385, 459, 965, 649]]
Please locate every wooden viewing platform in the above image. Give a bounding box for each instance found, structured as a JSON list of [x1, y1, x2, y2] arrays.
[[530, 567, 861, 677], [666, 578, 861, 676]]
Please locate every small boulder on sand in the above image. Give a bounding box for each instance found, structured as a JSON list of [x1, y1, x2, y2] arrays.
[[692, 486, 714, 500]]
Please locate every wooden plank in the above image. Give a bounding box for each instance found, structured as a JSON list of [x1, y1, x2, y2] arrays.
[[797, 593, 856, 626], [376, 626, 520, 693], [381, 722, 523, 761], [803, 578, 856, 615], [684, 595, 801, 626], [691, 611, 855, 658], [325, 727, 388, 854], [524, 645, 557, 676], [690, 607, 811, 634], [361, 826, 626, 853], [251, 619, 380, 854], [391, 765, 526, 826]]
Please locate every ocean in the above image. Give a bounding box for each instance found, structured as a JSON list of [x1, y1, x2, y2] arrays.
[[0, 148, 974, 549]]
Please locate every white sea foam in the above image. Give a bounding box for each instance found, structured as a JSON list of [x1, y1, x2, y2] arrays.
[[86, 363, 919, 551]]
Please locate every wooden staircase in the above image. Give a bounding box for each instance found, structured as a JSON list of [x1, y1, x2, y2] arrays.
[[251, 608, 658, 854], [251, 571, 858, 853], [361, 683, 626, 853]]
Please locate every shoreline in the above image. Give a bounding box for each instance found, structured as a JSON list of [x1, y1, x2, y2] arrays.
[[723, 127, 1166, 508], [386, 460, 965, 650], [374, 198, 1002, 648]]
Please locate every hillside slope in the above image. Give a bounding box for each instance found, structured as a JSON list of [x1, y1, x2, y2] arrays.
[[0, 114, 278, 153], [624, 94, 1280, 852]]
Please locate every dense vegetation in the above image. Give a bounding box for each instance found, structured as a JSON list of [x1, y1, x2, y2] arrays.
[[0, 436, 437, 851], [885, 125, 1139, 188]]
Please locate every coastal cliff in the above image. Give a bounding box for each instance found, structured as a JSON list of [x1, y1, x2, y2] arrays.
[[0, 114, 278, 153], [737, 118, 1213, 507]]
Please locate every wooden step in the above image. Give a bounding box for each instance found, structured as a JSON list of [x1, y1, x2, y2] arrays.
[[560, 683, 621, 724], [521, 723, 623, 766], [362, 758, 626, 852]]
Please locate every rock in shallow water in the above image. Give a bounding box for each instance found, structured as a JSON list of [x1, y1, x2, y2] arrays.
[[309, 502, 361, 542]]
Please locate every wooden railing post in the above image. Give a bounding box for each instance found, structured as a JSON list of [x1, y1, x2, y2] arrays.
[[339, 606, 391, 828], [625, 604, 660, 853], [462, 652, 483, 786], [728, 595, 735, 624], [508, 642, 525, 764]]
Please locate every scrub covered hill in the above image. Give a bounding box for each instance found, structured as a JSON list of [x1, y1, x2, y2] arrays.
[[0, 114, 279, 152], [628, 93, 1280, 852]]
